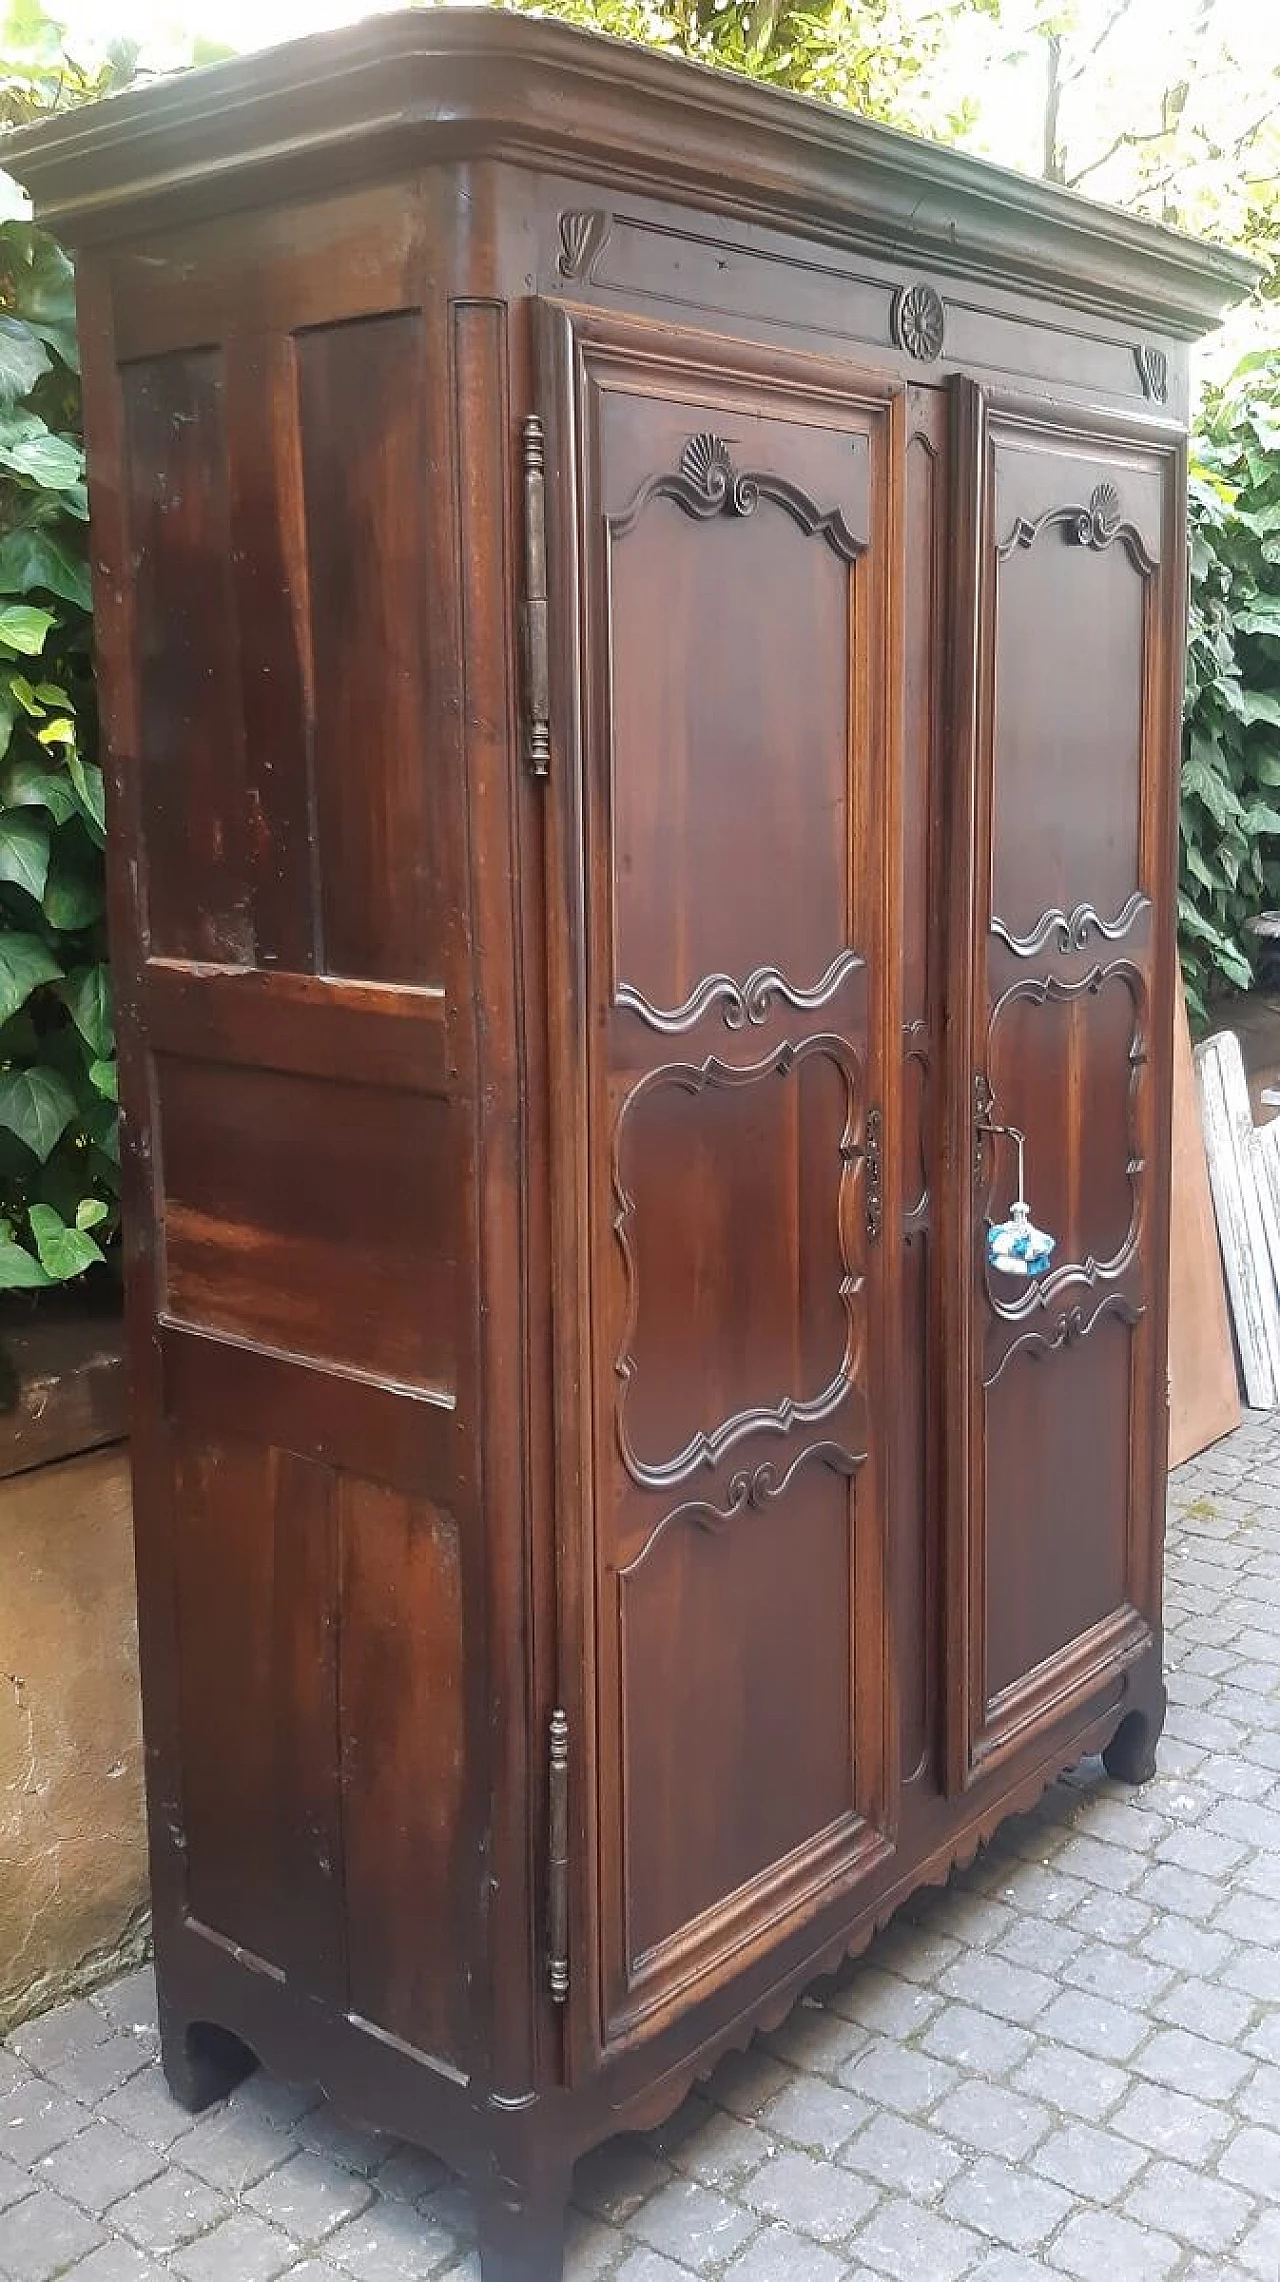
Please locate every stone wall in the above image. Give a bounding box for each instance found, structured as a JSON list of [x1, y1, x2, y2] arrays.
[[0, 1309, 149, 2031]]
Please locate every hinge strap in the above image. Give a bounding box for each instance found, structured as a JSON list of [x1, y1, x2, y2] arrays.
[[547, 1707, 569, 2003], [522, 415, 551, 779]]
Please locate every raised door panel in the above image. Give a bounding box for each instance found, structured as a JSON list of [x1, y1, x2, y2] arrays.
[[950, 385, 1183, 1788], [539, 306, 902, 2063]]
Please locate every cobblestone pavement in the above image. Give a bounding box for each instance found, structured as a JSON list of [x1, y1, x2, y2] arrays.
[[4, 1413, 1280, 2282]]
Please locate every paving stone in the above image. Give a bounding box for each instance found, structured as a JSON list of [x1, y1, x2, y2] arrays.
[[0, 2053, 31, 2101], [1132, 2026, 1254, 2101], [937, 1955, 1057, 2026], [1037, 1989, 1147, 2062], [96, 2069, 197, 2153], [322, 2197, 459, 2278], [704, 2048, 792, 2121], [611, 2253, 693, 2282], [1109, 2079, 1234, 2163], [930, 2084, 1049, 2163], [1239, 2065, 1280, 2130], [1057, 1944, 1172, 2010], [561, 2212, 625, 2282], [295, 2109, 391, 2179], [1153, 1972, 1258, 2042], [837, 2038, 959, 2117], [627, 2174, 758, 2266], [40, 2039, 155, 2105], [759, 2003, 868, 2074], [371, 2143, 451, 2203], [850, 2195, 983, 2282], [1047, 2208, 1182, 2281], [967, 2258, 1059, 2282], [825, 1968, 940, 2041], [840, 2112, 963, 2200], [55, 2247, 169, 2282], [721, 2223, 849, 2282], [35, 2119, 164, 2213], [1124, 2157, 1254, 2252], [173, 2100, 295, 2194], [8, 2002, 113, 2073], [0, 2083, 92, 2165], [170, 2210, 301, 2282], [919, 2005, 1034, 2078], [1224, 1946, 1280, 2005], [943, 2158, 1072, 2251], [1138, 1916, 1233, 1975], [672, 2110, 775, 2190], [863, 1921, 963, 1986], [92, 1972, 160, 2044], [110, 2167, 231, 2257], [755, 2075, 867, 2156], [1067, 1890, 1154, 1950], [1010, 2043, 1129, 2122], [0, 2152, 34, 2215], [1033, 2118, 1149, 2200], [741, 2149, 877, 2245], [1220, 2124, 1280, 2203], [0, 2185, 103, 2280], [1240, 2206, 1280, 2279], [244, 2152, 374, 2247], [574, 2138, 669, 2223]]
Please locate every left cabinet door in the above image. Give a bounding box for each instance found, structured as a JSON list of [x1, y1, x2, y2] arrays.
[[537, 304, 905, 2067]]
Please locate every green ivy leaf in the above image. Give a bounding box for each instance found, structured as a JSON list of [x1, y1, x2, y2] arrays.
[[0, 526, 92, 612], [59, 962, 112, 1057], [0, 314, 50, 404], [88, 1058, 118, 1102], [0, 930, 60, 1023], [0, 1064, 77, 1160], [0, 1234, 51, 1288], [75, 1196, 109, 1232], [13, 234, 78, 373], [66, 749, 105, 835], [28, 1201, 104, 1279], [0, 752, 77, 822], [0, 806, 50, 899], [1240, 800, 1280, 836], [0, 427, 83, 491], [43, 839, 104, 929], [0, 602, 54, 655]]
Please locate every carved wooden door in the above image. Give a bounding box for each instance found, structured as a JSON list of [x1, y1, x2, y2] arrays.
[[948, 385, 1185, 1790], [537, 306, 902, 2065]]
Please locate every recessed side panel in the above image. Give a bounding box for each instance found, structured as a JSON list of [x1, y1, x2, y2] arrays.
[[170, 1432, 472, 2074], [122, 351, 250, 964], [952, 388, 1183, 1786], [158, 1056, 458, 1392]]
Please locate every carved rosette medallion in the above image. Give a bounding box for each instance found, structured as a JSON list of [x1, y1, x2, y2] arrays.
[[891, 282, 946, 363]]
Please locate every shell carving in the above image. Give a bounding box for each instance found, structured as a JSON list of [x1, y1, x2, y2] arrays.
[[680, 431, 735, 499], [1071, 481, 1124, 547]]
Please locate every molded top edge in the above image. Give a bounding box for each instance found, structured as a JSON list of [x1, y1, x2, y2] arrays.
[[0, 7, 1259, 334]]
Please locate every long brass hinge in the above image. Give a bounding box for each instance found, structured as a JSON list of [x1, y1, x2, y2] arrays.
[[547, 1707, 569, 2003], [521, 415, 551, 779]]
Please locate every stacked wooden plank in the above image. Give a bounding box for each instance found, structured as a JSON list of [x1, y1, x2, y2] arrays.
[[1195, 1026, 1280, 1410]]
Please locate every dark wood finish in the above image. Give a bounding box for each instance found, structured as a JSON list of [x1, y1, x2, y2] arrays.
[[0, 1299, 126, 1479], [3, 18, 1253, 2276]]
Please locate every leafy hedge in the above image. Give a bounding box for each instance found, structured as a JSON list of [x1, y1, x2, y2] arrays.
[[0, 214, 116, 1291], [1182, 352, 1280, 1027]]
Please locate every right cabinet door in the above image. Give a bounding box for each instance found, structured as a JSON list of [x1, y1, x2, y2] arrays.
[[950, 384, 1185, 1789]]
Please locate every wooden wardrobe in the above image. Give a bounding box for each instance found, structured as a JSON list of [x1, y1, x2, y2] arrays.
[[6, 20, 1254, 2278]]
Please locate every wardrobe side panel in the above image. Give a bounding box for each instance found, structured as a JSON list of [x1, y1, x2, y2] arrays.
[[83, 186, 488, 2093]]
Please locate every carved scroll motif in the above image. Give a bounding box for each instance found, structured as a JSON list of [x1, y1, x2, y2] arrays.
[[983, 1293, 1145, 1389], [991, 891, 1151, 961], [613, 1035, 865, 1491], [617, 947, 864, 1037], [998, 481, 1158, 577], [611, 432, 867, 564], [620, 1441, 866, 1578], [980, 961, 1148, 1329]]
